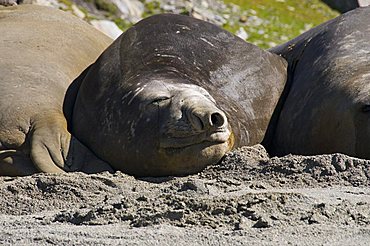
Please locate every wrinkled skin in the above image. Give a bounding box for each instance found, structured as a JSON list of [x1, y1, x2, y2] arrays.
[[75, 75, 233, 176], [268, 7, 370, 158], [0, 5, 113, 175], [71, 14, 287, 176]]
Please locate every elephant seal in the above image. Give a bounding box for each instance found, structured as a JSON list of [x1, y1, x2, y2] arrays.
[[268, 7, 370, 158], [0, 5, 112, 175], [70, 14, 287, 176]]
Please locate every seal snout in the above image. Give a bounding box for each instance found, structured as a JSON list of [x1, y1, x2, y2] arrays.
[[188, 107, 228, 132]]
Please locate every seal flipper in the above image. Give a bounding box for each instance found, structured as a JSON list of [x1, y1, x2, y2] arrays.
[[30, 111, 73, 173], [29, 110, 113, 173]]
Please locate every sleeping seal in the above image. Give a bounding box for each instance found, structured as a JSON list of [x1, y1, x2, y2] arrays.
[[0, 5, 112, 175], [71, 14, 287, 176], [269, 7, 370, 159]]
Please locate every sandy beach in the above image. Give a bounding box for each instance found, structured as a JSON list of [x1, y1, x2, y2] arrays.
[[0, 145, 369, 245]]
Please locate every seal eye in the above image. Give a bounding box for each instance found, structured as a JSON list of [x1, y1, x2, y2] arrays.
[[361, 105, 370, 113], [151, 97, 171, 106]]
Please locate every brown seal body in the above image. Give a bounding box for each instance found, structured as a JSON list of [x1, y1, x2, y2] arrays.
[[0, 5, 112, 175], [269, 7, 370, 158], [71, 14, 287, 176]]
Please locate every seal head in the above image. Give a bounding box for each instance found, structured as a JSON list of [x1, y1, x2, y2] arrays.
[[75, 72, 233, 176], [72, 13, 287, 176]]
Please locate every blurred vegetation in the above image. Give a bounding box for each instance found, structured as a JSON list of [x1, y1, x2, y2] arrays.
[[92, 0, 118, 15], [223, 0, 339, 48], [67, 0, 339, 49]]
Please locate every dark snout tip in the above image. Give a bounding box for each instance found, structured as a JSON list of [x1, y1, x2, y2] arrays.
[[210, 112, 226, 127]]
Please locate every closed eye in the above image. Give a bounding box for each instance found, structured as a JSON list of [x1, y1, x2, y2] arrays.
[[151, 96, 171, 106], [361, 105, 370, 113]]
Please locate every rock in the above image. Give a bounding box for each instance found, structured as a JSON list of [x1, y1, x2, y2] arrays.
[[248, 15, 264, 26], [110, 0, 144, 23], [72, 4, 86, 19], [162, 4, 176, 11], [179, 179, 209, 194], [24, 0, 61, 8], [0, 0, 17, 6], [235, 27, 248, 40], [252, 217, 271, 228], [234, 217, 252, 230], [90, 19, 123, 39], [359, 0, 370, 6], [239, 15, 247, 23], [191, 7, 226, 25]]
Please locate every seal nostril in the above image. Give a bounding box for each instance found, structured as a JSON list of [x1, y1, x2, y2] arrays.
[[211, 112, 225, 127]]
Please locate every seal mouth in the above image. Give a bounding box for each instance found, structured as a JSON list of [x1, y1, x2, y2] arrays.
[[160, 128, 231, 149]]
